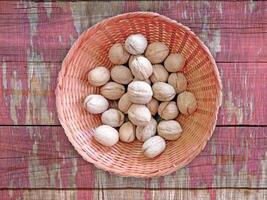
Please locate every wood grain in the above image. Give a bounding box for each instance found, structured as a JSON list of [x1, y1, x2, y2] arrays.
[[0, 1, 266, 125], [0, 126, 266, 189], [1, 62, 266, 125], [0, 189, 266, 200], [0, 1, 266, 199]]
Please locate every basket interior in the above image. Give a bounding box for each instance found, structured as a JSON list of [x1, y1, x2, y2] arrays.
[[56, 13, 221, 177]]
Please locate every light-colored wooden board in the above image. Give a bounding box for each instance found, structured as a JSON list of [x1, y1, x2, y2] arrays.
[[0, 126, 266, 189], [1, 189, 267, 200]]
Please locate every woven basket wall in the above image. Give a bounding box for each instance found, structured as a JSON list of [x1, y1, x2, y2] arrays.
[[56, 12, 222, 178]]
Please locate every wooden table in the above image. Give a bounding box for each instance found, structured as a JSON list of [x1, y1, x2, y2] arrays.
[[0, 1, 266, 199]]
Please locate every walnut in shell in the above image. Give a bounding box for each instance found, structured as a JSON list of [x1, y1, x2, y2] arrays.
[[157, 120, 182, 140], [88, 66, 110, 87], [152, 82, 176, 101], [145, 42, 169, 64], [142, 136, 166, 158], [158, 101, 179, 120], [111, 65, 133, 84], [129, 55, 153, 80], [108, 43, 130, 65], [124, 34, 147, 55], [127, 81, 153, 104], [119, 122, 135, 143], [94, 125, 119, 147], [128, 104, 151, 126], [101, 108, 125, 127], [168, 72, 187, 93], [164, 53, 185, 72], [118, 93, 132, 113], [146, 98, 159, 116], [136, 118, 157, 142], [177, 91, 197, 115], [150, 64, 169, 83], [100, 82, 125, 100], [84, 94, 109, 114]]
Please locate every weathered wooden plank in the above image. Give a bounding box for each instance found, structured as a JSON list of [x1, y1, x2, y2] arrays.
[[1, 189, 267, 200], [1, 62, 266, 125], [0, 1, 266, 125], [0, 126, 266, 189], [0, 1, 265, 62]]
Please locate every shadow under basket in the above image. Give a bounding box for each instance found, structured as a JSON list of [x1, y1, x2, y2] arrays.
[[56, 12, 222, 178]]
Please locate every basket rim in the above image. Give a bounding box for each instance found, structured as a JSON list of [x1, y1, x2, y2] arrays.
[[55, 11, 222, 178]]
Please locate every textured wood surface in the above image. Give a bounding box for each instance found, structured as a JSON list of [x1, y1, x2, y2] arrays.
[[1, 189, 267, 200], [0, 1, 266, 200], [0, 126, 266, 189], [0, 1, 266, 125]]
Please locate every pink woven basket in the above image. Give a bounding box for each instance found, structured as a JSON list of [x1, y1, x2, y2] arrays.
[[56, 12, 222, 178]]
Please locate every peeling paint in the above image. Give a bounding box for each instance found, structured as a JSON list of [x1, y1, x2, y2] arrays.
[[23, 190, 76, 199], [26, 2, 38, 46], [29, 142, 49, 187], [182, 10, 187, 19], [199, 17, 221, 56], [248, 0, 256, 13], [10, 71, 22, 124], [70, 2, 89, 34], [49, 163, 61, 187], [25, 51, 53, 124], [44, 1, 52, 18], [260, 152, 267, 187], [2, 61, 7, 89], [69, 156, 78, 187], [59, 35, 62, 43], [225, 82, 243, 124], [216, 2, 223, 17]]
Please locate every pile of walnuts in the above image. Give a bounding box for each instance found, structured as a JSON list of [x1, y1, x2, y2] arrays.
[[84, 34, 197, 158]]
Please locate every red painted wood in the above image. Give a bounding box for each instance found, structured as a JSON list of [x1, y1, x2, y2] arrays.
[[1, 189, 266, 200], [0, 1, 266, 125], [0, 126, 266, 189], [0, 62, 266, 125], [0, 1, 266, 199]]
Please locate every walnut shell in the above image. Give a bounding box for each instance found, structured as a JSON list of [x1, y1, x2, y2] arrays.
[[145, 42, 169, 64], [150, 64, 169, 83], [157, 120, 182, 140], [124, 34, 147, 55], [88, 67, 110, 87], [164, 53, 185, 72], [129, 55, 153, 80], [152, 82, 176, 101], [118, 93, 132, 113], [136, 118, 157, 142], [100, 82, 125, 100], [168, 72, 187, 94], [101, 108, 125, 127], [119, 122, 136, 143], [177, 91, 197, 115], [128, 104, 151, 126], [94, 125, 119, 147], [84, 94, 109, 114], [108, 43, 130, 65], [127, 81, 153, 104], [111, 65, 133, 84], [142, 136, 166, 158], [158, 101, 179, 120], [146, 98, 159, 116]]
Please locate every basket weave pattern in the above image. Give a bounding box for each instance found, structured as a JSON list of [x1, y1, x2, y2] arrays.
[[56, 12, 222, 178]]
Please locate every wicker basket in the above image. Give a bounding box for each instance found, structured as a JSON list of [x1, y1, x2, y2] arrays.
[[56, 12, 222, 178]]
